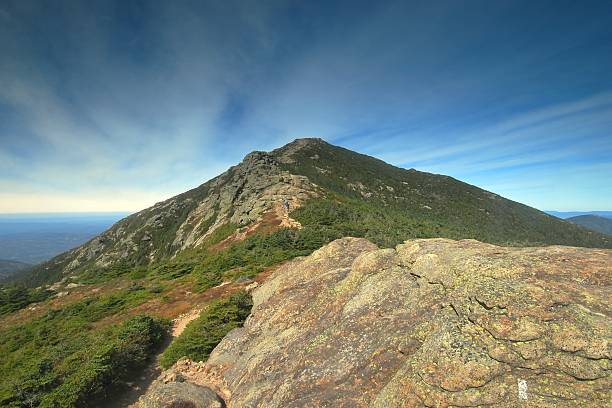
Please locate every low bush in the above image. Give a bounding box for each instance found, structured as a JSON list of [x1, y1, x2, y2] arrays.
[[0, 285, 52, 316], [159, 291, 252, 369], [40, 315, 168, 407], [0, 289, 168, 407]]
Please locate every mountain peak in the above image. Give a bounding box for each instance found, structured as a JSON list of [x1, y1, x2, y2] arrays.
[[271, 137, 328, 164], [286, 137, 326, 146], [19, 138, 611, 287]]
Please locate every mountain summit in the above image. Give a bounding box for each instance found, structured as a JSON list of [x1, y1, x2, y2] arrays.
[[23, 138, 611, 286]]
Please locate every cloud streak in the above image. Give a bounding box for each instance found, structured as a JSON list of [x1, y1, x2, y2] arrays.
[[0, 0, 611, 212]]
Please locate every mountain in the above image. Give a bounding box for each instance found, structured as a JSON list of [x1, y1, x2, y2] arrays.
[[0, 259, 31, 280], [546, 211, 612, 219], [139, 237, 612, 407], [2, 138, 611, 407], [567, 215, 612, 235], [19, 138, 611, 287]]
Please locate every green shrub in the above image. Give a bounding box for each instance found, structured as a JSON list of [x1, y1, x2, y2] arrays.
[[39, 315, 168, 407], [0, 313, 169, 407], [159, 291, 252, 368], [0, 285, 52, 316]]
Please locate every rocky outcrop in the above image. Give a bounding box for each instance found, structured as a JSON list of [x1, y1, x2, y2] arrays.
[[38, 144, 319, 284], [173, 150, 316, 249], [145, 238, 611, 407], [138, 375, 224, 408]]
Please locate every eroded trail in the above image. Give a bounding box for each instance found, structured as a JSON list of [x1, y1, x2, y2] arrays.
[[101, 307, 204, 408], [171, 307, 203, 337], [103, 267, 276, 407]]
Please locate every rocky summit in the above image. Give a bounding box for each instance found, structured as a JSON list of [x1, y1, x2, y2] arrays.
[[139, 237, 611, 407]]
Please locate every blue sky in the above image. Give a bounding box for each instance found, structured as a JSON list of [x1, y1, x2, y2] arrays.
[[1, 0, 611, 213]]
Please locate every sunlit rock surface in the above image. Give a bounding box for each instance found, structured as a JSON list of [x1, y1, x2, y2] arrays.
[[141, 237, 611, 407]]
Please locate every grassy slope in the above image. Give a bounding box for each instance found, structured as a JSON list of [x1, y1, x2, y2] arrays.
[[0, 286, 168, 407], [0, 224, 327, 406]]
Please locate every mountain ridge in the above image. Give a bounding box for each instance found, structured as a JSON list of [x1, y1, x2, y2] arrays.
[[2, 138, 611, 407], [18, 138, 611, 288], [546, 210, 612, 219]]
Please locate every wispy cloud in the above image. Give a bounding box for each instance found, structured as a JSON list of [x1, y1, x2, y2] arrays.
[[0, 0, 611, 212]]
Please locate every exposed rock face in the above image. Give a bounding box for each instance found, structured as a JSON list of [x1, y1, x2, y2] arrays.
[[174, 151, 315, 249], [148, 238, 611, 407], [40, 147, 318, 282]]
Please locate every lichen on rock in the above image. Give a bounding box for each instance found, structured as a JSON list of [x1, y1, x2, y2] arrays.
[[141, 238, 611, 407]]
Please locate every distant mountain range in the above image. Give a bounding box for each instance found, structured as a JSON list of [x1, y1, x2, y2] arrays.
[[567, 215, 612, 235], [546, 210, 612, 219]]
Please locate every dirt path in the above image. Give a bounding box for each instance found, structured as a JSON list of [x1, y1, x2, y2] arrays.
[[171, 307, 202, 337], [103, 268, 278, 407], [101, 309, 204, 408]]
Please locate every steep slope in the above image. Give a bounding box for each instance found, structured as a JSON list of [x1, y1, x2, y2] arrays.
[[23, 151, 318, 286], [568, 215, 612, 235], [141, 237, 612, 408], [20, 138, 611, 287]]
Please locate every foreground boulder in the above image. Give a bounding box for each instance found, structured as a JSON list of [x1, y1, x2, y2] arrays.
[[138, 379, 223, 408], [142, 237, 611, 407]]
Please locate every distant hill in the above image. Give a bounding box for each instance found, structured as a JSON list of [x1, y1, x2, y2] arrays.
[[546, 210, 612, 219], [0, 259, 31, 280], [567, 215, 612, 235]]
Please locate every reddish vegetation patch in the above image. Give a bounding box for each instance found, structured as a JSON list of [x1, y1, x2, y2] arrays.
[[0, 280, 132, 330], [94, 263, 280, 329], [210, 202, 302, 252]]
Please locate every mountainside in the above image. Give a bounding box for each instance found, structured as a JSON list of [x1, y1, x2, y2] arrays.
[[0, 260, 31, 280], [568, 215, 612, 235], [2, 138, 611, 407], [140, 237, 612, 407], [20, 138, 611, 287], [23, 150, 318, 286]]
